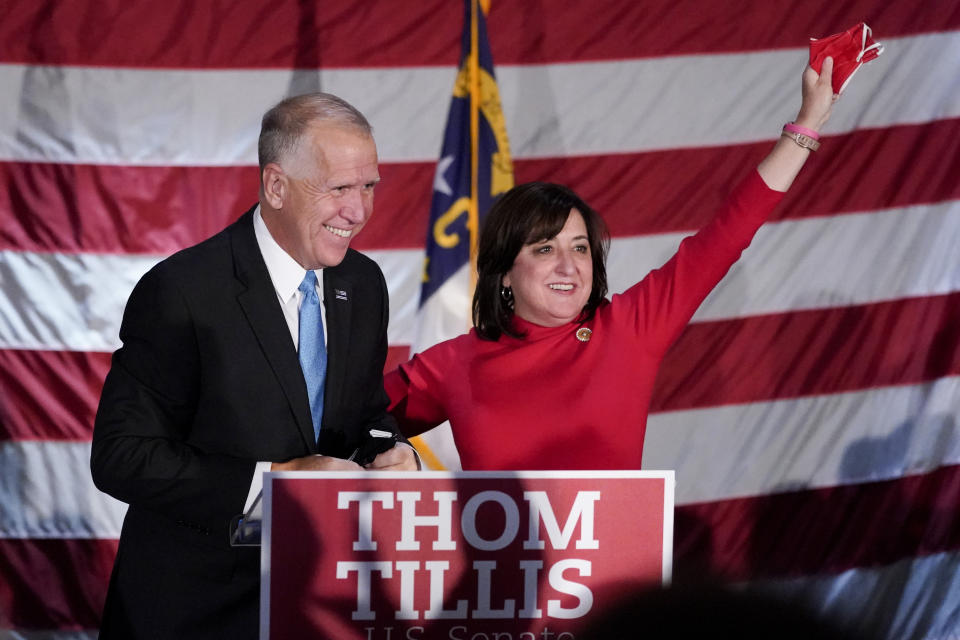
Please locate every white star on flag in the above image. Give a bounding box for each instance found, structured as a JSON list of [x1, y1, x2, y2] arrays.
[[433, 155, 455, 196]]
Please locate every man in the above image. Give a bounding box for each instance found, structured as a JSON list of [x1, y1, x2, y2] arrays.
[[91, 93, 417, 638]]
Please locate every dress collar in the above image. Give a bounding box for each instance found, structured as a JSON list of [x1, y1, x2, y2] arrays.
[[508, 314, 581, 341]]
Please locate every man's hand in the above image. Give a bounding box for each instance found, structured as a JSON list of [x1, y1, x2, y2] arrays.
[[365, 444, 418, 471], [271, 455, 363, 472]]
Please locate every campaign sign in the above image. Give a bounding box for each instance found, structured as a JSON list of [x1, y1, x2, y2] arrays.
[[261, 471, 673, 639]]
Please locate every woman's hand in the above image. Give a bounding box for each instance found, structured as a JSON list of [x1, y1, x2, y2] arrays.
[[794, 56, 837, 133], [756, 57, 842, 191]]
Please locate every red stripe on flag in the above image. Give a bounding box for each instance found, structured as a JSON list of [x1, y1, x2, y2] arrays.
[[520, 118, 960, 237], [0, 347, 409, 441], [5, 295, 958, 441], [0, 537, 116, 630], [3, 120, 958, 254], [674, 463, 960, 583], [0, 349, 111, 441], [652, 293, 960, 412], [0, 164, 260, 256], [0, 162, 430, 254], [1, 0, 956, 68]]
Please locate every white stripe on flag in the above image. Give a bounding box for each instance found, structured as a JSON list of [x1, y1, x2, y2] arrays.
[[3, 200, 958, 352], [688, 199, 960, 321], [0, 440, 126, 539], [412, 262, 472, 351], [1, 32, 956, 165], [644, 376, 960, 505], [0, 250, 159, 352]]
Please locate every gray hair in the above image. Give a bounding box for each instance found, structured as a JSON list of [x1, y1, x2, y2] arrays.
[[257, 92, 372, 172]]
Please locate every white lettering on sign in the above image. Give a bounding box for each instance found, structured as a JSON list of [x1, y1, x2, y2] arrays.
[[517, 560, 544, 619], [462, 491, 521, 551], [397, 491, 458, 551], [424, 560, 468, 619], [334, 488, 604, 622], [472, 560, 515, 618], [523, 491, 600, 551], [336, 561, 392, 620], [340, 490, 601, 553], [547, 560, 593, 619], [394, 561, 420, 620], [338, 491, 394, 551]]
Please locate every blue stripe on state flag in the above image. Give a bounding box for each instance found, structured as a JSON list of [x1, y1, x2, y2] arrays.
[[419, 0, 513, 308]]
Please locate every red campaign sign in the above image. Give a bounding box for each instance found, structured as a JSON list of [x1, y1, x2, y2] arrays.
[[261, 471, 673, 640]]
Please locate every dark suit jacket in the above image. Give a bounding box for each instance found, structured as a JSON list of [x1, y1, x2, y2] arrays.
[[90, 206, 400, 639]]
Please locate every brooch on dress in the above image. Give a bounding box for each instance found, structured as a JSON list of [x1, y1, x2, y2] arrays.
[[575, 327, 592, 342]]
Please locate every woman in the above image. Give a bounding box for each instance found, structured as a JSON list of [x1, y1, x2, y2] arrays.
[[386, 60, 838, 470]]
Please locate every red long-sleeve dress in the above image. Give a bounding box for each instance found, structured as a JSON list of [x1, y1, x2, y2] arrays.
[[385, 170, 783, 470]]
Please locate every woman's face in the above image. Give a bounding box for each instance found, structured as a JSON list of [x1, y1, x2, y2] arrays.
[[503, 209, 593, 327]]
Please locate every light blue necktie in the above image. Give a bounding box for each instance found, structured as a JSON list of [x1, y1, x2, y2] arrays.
[[297, 270, 327, 442]]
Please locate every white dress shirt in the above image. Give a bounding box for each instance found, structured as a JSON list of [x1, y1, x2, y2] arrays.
[[244, 205, 325, 511]]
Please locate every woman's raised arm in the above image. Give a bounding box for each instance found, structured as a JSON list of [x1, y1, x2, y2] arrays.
[[758, 56, 838, 192]]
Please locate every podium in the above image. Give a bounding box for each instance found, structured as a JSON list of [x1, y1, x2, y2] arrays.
[[257, 471, 673, 639]]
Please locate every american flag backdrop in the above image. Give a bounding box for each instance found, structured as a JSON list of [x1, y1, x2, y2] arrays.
[[1, 1, 959, 638]]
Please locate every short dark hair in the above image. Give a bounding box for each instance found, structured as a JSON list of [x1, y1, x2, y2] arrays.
[[257, 92, 372, 173], [473, 182, 610, 341]]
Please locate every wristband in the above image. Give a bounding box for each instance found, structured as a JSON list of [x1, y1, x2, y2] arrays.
[[783, 122, 820, 140], [781, 125, 821, 151]]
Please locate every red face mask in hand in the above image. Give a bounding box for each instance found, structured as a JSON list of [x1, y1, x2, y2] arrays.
[[809, 22, 884, 95]]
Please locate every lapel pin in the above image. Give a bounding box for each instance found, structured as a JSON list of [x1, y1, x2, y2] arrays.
[[576, 327, 592, 342], [335, 289, 348, 301]]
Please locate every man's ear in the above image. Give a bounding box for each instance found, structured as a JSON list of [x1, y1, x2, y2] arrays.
[[261, 163, 287, 209]]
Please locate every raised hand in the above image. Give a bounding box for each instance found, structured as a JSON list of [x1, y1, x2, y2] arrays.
[[796, 56, 837, 133]]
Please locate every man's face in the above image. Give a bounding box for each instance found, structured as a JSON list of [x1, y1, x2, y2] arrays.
[[277, 124, 380, 270]]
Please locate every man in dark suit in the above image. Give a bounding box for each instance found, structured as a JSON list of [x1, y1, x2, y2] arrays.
[[91, 92, 417, 638]]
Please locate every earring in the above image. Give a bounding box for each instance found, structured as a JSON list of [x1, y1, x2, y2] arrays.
[[500, 286, 513, 303]]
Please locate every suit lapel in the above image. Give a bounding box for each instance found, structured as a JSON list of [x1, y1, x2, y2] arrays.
[[322, 270, 352, 428], [229, 209, 316, 452]]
